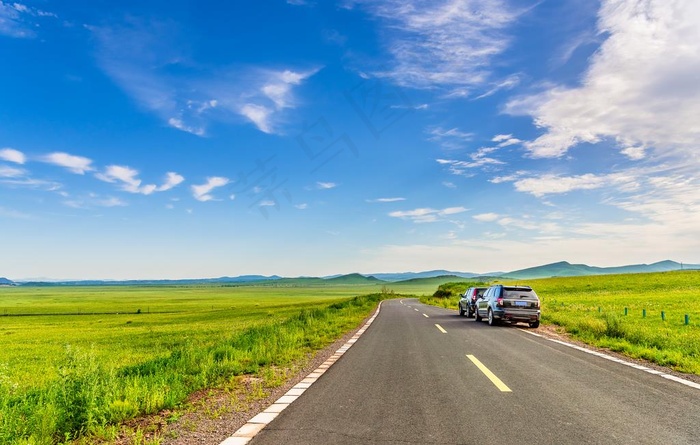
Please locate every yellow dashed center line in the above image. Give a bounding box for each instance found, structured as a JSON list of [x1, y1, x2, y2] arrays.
[[467, 355, 512, 392], [435, 324, 447, 333]]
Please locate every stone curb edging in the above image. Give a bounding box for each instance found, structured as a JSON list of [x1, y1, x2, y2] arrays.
[[521, 329, 700, 391], [218, 301, 384, 445]]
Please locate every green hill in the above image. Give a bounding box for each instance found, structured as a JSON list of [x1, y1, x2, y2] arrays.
[[324, 273, 384, 285]]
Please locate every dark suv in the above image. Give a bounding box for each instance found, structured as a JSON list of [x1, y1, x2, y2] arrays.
[[458, 287, 486, 318], [474, 285, 540, 328]]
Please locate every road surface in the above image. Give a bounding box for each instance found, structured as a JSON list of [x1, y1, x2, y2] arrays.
[[249, 298, 699, 444]]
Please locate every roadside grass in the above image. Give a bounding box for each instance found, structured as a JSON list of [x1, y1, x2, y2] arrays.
[[421, 271, 700, 376], [529, 271, 700, 375], [0, 286, 393, 444]]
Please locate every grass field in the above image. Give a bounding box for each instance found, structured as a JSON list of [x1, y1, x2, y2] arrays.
[[421, 271, 700, 375], [0, 284, 396, 444]]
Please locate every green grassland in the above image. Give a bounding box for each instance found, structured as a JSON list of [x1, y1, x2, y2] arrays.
[[0, 284, 396, 444], [421, 271, 700, 375]]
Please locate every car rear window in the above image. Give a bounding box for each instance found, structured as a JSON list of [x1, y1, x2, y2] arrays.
[[504, 289, 538, 299]]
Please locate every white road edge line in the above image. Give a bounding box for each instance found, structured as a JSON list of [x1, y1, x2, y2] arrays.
[[219, 301, 384, 445], [520, 329, 700, 391]]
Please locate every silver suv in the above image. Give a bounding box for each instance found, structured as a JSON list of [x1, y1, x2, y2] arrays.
[[474, 285, 541, 328]]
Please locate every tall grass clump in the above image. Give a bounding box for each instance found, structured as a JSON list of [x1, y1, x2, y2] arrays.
[[0, 293, 387, 444], [420, 281, 483, 309]]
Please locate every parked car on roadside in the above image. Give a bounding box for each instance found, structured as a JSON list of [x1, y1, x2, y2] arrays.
[[458, 286, 486, 318], [474, 284, 540, 328]]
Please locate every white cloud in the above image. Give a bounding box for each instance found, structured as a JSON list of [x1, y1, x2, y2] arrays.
[[97, 166, 183, 195], [506, 0, 700, 167], [96, 165, 147, 193], [389, 206, 467, 223], [239, 104, 274, 134], [295, 203, 308, 209], [316, 181, 337, 190], [473, 212, 499, 222], [168, 118, 205, 136], [238, 68, 320, 133], [350, 0, 520, 94], [156, 172, 185, 191], [512, 172, 638, 198], [191, 176, 229, 202], [0, 148, 26, 164], [42, 152, 94, 174], [621, 146, 646, 161]]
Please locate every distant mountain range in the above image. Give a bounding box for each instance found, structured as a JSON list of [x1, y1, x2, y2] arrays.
[[4, 260, 698, 286], [501, 260, 699, 280]]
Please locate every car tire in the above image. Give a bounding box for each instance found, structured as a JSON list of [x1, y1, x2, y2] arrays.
[[474, 308, 482, 322], [488, 309, 497, 326], [467, 309, 474, 318], [458, 306, 465, 316], [529, 320, 540, 328]]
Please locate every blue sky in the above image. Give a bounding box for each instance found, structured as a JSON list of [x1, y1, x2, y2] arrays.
[[1, 0, 699, 279]]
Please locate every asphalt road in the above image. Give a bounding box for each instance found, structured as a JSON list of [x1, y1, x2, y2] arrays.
[[250, 299, 700, 444]]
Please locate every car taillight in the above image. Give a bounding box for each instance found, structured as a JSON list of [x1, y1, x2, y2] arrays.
[[496, 297, 504, 307]]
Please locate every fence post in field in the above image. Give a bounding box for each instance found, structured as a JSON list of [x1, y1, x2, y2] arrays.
[[643, 309, 646, 318], [685, 314, 690, 325], [661, 311, 665, 321], [624, 307, 628, 316]]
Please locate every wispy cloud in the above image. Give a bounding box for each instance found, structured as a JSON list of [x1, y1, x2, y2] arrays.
[[64, 195, 128, 209], [0, 147, 26, 164], [42, 152, 94, 174], [0, 205, 30, 219], [0, 177, 62, 191], [349, 0, 521, 94], [389, 206, 467, 223], [316, 181, 337, 190], [427, 126, 474, 150], [437, 149, 505, 175], [505, 0, 700, 167], [366, 197, 406, 203], [473, 212, 499, 222], [0, 165, 26, 177], [89, 19, 318, 136], [0, 1, 55, 38], [239, 68, 320, 133], [191, 177, 230, 202]]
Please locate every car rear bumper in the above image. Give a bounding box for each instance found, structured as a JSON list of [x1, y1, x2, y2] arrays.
[[493, 309, 540, 322]]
